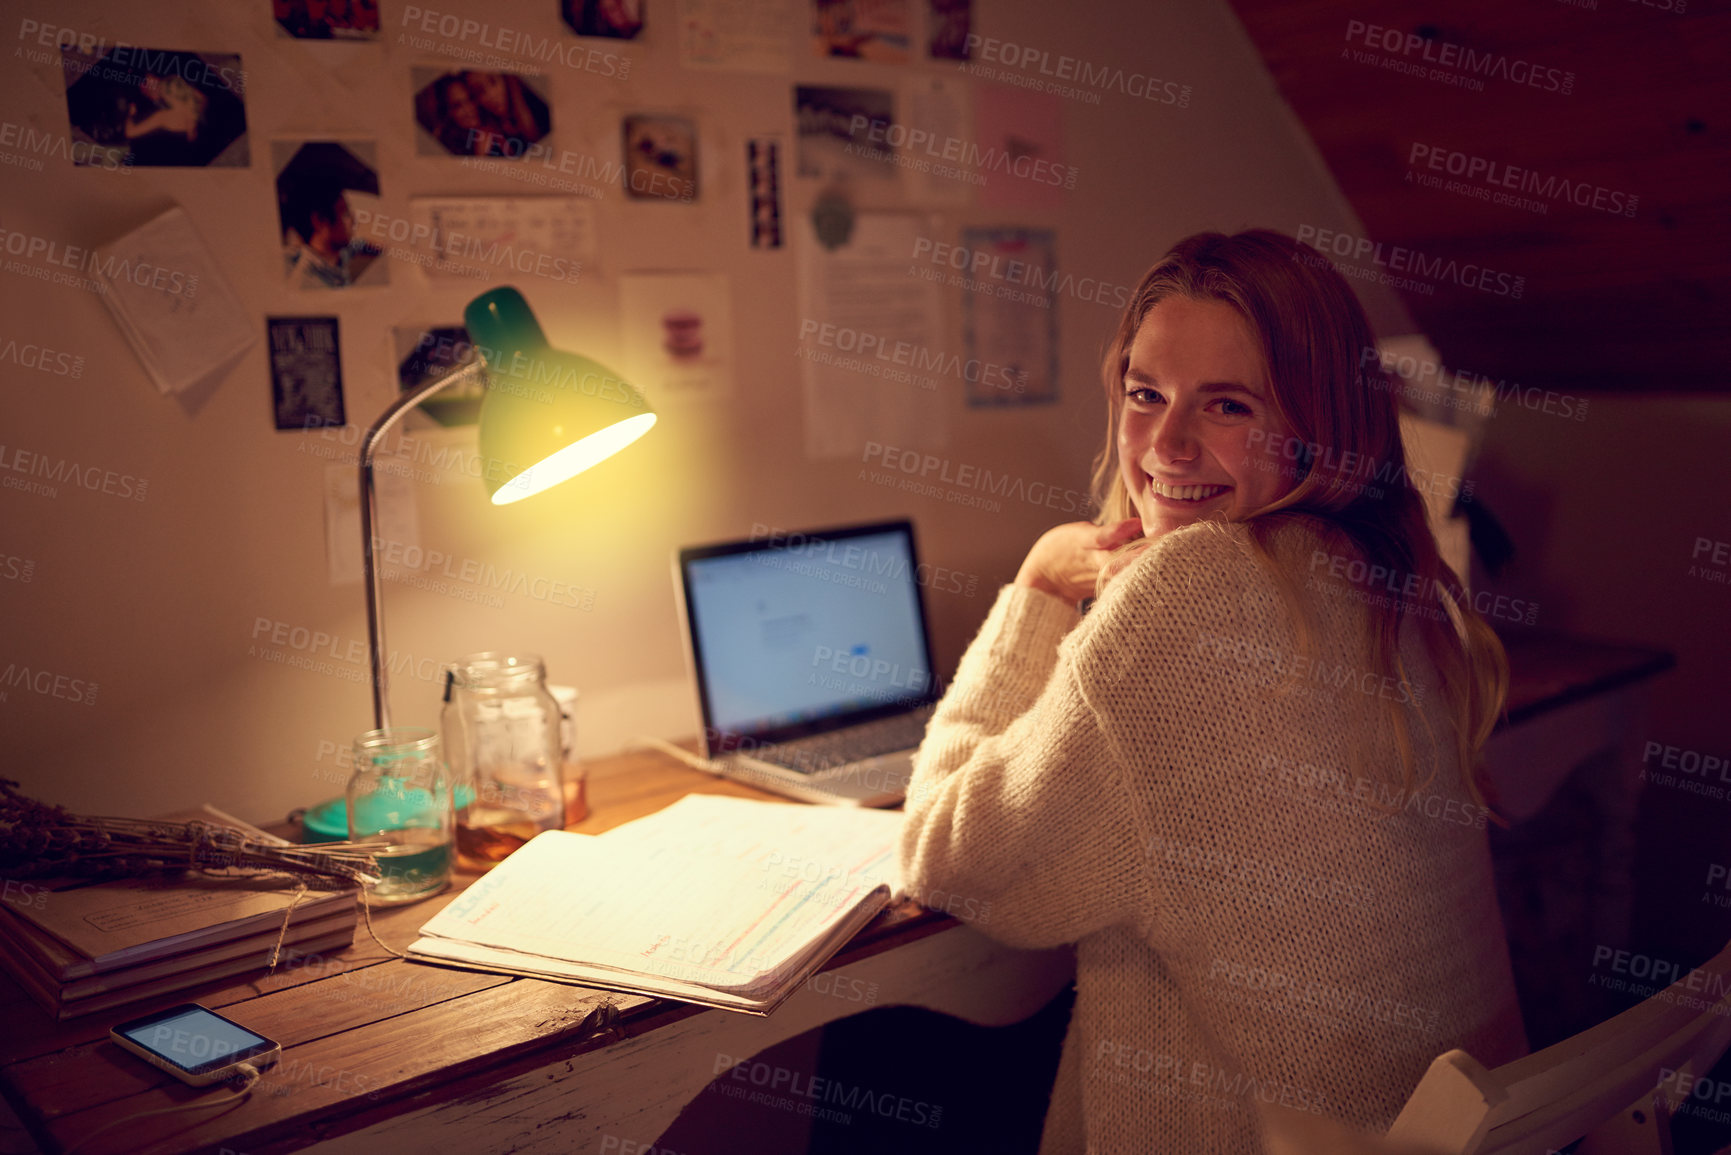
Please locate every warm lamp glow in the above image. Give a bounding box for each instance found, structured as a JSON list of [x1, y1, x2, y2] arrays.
[[490, 412, 658, 504], [464, 286, 657, 506], [362, 285, 657, 729]]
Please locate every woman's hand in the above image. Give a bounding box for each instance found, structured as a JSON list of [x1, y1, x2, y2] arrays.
[[1013, 518, 1144, 604]]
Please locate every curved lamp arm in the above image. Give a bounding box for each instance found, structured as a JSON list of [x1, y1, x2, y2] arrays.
[[359, 359, 488, 730]]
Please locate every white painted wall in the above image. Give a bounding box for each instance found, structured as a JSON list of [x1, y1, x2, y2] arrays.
[[0, 0, 1409, 825]]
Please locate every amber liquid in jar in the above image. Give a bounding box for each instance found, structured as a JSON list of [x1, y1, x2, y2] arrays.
[[455, 816, 539, 867], [456, 767, 588, 869], [564, 763, 588, 826]]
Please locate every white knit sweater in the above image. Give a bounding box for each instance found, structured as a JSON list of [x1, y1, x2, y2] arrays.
[[899, 521, 1526, 1153]]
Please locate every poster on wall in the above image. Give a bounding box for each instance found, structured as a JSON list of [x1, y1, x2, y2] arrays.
[[676, 0, 792, 73], [324, 463, 417, 586], [795, 212, 945, 459], [793, 85, 894, 182], [618, 273, 735, 400], [273, 0, 381, 39], [811, 0, 910, 62], [90, 206, 256, 398], [407, 197, 596, 282], [903, 75, 971, 207], [411, 68, 552, 158], [926, 0, 970, 59], [747, 137, 784, 248], [561, 0, 644, 39], [61, 48, 248, 167], [394, 325, 480, 428], [267, 316, 345, 431], [959, 226, 1057, 407], [273, 139, 387, 289], [622, 115, 699, 201], [974, 88, 1072, 212]]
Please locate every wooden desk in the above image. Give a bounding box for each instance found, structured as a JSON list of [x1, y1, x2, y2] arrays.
[[0, 633, 1672, 1150], [1497, 630, 1675, 731], [0, 751, 1074, 1154]]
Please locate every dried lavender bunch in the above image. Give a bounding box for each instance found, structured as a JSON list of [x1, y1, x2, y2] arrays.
[[0, 779, 381, 886]]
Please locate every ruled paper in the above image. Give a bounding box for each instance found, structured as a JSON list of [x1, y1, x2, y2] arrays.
[[413, 796, 903, 998]]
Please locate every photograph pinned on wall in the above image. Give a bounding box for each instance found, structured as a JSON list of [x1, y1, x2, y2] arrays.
[[61, 47, 248, 167], [267, 316, 345, 431], [747, 137, 784, 249], [904, 74, 971, 207], [411, 68, 551, 158], [793, 85, 895, 182], [618, 272, 734, 400], [408, 197, 596, 283], [675, 0, 792, 73], [926, 0, 970, 60], [561, 0, 644, 39], [393, 325, 480, 428], [91, 207, 256, 398], [974, 86, 1070, 212], [812, 0, 910, 62], [960, 226, 1057, 407], [273, 0, 381, 39], [324, 462, 417, 586], [274, 139, 387, 289], [622, 115, 698, 201], [795, 212, 944, 459]]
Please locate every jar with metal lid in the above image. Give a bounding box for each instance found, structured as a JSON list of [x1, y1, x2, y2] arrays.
[[443, 652, 567, 868]]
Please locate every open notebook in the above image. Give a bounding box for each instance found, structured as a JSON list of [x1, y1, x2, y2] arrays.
[[408, 795, 905, 1014]]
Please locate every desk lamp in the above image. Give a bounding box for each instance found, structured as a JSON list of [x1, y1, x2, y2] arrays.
[[359, 286, 656, 729]]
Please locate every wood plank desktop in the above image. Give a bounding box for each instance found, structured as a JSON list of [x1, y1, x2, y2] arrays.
[[1497, 630, 1675, 728], [0, 746, 1073, 1155], [1486, 628, 1673, 823], [0, 633, 1676, 1152]]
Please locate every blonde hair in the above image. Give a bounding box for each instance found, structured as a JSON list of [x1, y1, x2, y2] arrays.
[[1090, 230, 1507, 810]]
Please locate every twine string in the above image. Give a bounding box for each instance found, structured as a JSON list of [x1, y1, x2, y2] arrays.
[[266, 882, 311, 972], [357, 885, 409, 960]]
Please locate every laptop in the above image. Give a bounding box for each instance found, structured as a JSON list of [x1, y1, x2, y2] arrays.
[[674, 519, 941, 807]]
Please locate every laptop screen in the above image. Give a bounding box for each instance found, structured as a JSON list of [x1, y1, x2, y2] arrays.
[[678, 522, 938, 749]]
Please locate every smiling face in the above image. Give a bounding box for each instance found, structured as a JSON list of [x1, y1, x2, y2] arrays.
[[1117, 295, 1295, 540], [469, 72, 510, 116], [443, 79, 482, 129], [309, 193, 354, 258]]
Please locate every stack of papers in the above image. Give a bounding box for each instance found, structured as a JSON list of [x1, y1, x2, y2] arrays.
[[409, 795, 905, 1014]]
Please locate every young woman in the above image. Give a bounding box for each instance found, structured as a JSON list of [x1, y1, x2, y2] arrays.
[[899, 230, 1527, 1152]]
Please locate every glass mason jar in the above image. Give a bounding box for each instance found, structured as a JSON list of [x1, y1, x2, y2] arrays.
[[346, 728, 454, 905], [443, 653, 573, 868], [548, 683, 585, 825]]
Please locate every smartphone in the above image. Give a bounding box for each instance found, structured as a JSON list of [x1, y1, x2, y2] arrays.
[[109, 1003, 281, 1087]]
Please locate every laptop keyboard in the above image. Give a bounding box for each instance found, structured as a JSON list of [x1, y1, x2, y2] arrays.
[[756, 706, 935, 776]]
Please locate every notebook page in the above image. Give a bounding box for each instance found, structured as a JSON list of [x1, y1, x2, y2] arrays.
[[598, 793, 904, 895], [406, 935, 772, 1011], [409, 879, 892, 1014], [416, 813, 895, 991]]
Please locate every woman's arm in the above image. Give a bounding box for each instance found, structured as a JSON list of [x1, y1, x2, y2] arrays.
[[899, 522, 1264, 950], [125, 97, 200, 141], [900, 522, 1151, 949]]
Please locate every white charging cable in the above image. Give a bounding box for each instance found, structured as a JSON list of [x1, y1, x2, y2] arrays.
[[626, 735, 723, 772], [63, 1061, 264, 1153]]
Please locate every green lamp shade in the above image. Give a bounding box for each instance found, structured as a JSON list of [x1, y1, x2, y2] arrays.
[[463, 287, 657, 505]]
